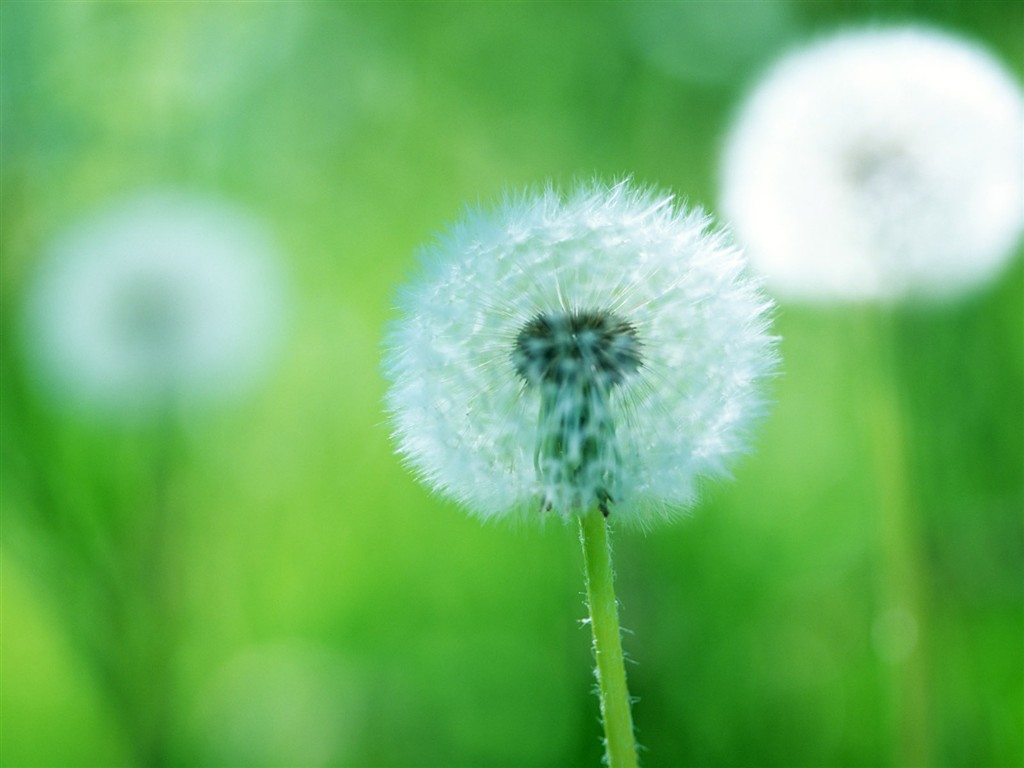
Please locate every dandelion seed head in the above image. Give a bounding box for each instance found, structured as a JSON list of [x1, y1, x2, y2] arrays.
[[384, 180, 778, 528], [720, 25, 1024, 302], [23, 191, 287, 415]]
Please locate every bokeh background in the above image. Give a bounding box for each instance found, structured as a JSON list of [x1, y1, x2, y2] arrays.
[[2, 2, 1021, 767]]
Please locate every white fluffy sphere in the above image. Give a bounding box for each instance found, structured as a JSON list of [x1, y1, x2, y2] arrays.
[[23, 192, 287, 415], [721, 26, 1024, 302], [384, 180, 778, 528]]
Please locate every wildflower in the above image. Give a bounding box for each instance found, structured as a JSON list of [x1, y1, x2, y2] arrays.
[[383, 180, 777, 528], [720, 26, 1024, 302], [23, 191, 287, 415]]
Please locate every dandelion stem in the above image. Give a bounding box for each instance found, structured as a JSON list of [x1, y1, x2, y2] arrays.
[[861, 309, 930, 768], [579, 507, 638, 768]]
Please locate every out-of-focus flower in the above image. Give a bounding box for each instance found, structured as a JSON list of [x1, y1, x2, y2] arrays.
[[720, 26, 1024, 302], [383, 180, 778, 528], [23, 192, 287, 415]]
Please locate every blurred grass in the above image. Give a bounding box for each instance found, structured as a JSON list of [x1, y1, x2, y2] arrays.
[[2, 2, 1022, 767]]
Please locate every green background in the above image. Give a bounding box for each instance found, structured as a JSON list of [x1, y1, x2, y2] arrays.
[[2, 2, 1022, 766]]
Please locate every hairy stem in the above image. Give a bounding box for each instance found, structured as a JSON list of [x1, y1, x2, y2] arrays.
[[579, 507, 638, 768]]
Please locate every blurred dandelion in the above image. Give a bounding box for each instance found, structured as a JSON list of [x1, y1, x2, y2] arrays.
[[720, 26, 1024, 302], [384, 179, 778, 766], [384, 179, 777, 529], [719, 25, 1024, 768], [23, 191, 287, 416], [13, 191, 288, 765]]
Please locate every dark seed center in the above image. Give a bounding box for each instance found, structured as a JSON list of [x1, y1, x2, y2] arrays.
[[512, 309, 642, 388], [111, 275, 188, 358]]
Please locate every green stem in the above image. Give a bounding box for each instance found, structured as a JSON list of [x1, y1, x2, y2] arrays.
[[860, 309, 930, 768], [579, 507, 638, 768]]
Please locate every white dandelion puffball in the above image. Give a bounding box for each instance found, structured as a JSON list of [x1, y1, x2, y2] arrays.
[[384, 180, 778, 528], [24, 192, 287, 414], [720, 26, 1024, 302]]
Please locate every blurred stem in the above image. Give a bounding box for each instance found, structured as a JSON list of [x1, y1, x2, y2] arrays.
[[127, 404, 180, 768], [579, 507, 638, 768], [861, 309, 930, 768], [8, 406, 181, 767]]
